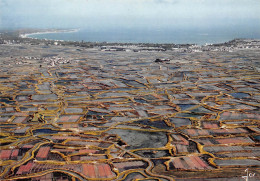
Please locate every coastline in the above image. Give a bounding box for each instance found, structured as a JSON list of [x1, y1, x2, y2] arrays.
[[2, 29, 259, 52], [16, 28, 260, 46], [18, 28, 223, 45], [19, 28, 80, 39]]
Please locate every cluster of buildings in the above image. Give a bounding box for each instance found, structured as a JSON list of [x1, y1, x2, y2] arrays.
[[8, 56, 71, 67], [94, 39, 260, 53]]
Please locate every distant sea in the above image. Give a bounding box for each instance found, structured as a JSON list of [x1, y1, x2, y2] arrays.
[[26, 28, 260, 45]]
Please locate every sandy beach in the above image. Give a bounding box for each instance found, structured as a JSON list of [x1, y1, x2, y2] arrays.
[[19, 28, 80, 39]]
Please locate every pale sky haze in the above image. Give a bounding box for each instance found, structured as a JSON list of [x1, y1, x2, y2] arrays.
[[0, 0, 259, 31]]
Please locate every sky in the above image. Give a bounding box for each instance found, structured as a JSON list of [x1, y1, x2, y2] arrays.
[[0, 0, 260, 31]]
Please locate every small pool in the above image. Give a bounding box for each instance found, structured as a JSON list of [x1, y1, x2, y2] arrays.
[[33, 129, 58, 134], [230, 92, 250, 99]]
